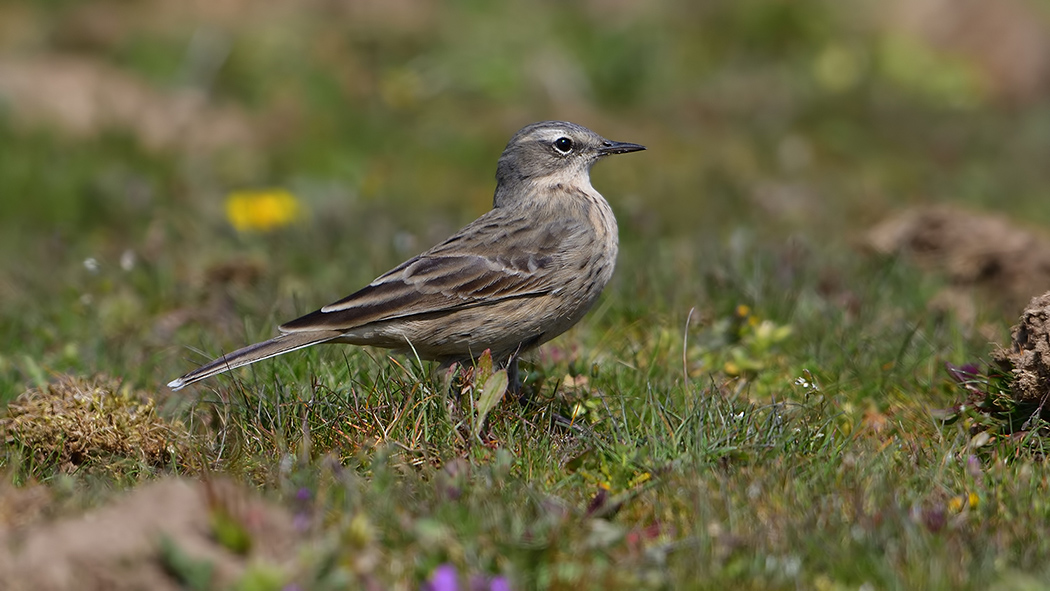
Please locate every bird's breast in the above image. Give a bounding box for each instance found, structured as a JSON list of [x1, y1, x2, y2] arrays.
[[541, 186, 619, 315]]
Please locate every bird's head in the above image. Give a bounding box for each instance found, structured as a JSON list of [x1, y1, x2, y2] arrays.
[[494, 121, 644, 207]]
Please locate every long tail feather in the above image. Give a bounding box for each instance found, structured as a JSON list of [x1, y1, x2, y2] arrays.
[[167, 330, 344, 391]]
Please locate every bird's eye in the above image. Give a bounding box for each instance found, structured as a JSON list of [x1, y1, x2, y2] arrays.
[[553, 137, 573, 154]]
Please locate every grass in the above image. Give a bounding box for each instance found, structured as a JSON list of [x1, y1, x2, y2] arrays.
[[2, 0, 1050, 589]]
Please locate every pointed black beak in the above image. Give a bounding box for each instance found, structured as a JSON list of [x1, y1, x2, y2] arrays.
[[598, 140, 646, 155]]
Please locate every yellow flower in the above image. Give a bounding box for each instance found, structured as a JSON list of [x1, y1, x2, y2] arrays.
[[948, 492, 980, 513], [225, 188, 302, 232]]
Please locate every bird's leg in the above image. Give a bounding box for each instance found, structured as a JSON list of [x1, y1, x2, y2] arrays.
[[505, 336, 542, 402], [506, 355, 521, 396], [506, 351, 539, 406]]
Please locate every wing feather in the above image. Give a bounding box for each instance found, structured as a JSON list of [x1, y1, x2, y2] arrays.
[[280, 254, 551, 332], [279, 208, 583, 333]]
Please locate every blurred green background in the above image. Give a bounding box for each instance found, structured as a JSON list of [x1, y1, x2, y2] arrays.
[[2, 0, 1049, 398]]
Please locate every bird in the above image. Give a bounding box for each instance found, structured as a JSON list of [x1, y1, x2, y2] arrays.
[[168, 121, 645, 392]]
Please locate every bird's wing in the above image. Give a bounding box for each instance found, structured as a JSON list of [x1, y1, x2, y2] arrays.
[[279, 212, 582, 333]]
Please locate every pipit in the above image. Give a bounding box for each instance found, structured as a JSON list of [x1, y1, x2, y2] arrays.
[[168, 121, 644, 391]]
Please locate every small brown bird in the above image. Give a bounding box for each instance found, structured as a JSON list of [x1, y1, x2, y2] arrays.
[[168, 121, 644, 391]]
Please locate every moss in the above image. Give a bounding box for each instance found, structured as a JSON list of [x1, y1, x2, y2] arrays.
[[0, 374, 188, 471]]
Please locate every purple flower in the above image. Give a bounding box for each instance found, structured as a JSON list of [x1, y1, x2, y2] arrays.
[[291, 487, 312, 532], [471, 574, 510, 591], [945, 363, 980, 386], [424, 564, 459, 591], [423, 564, 510, 591], [967, 455, 982, 478]]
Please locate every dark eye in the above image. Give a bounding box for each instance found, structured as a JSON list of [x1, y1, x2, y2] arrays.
[[553, 137, 573, 154]]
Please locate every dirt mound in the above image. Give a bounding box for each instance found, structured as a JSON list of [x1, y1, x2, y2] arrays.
[[0, 478, 298, 591], [993, 292, 1050, 406], [0, 56, 258, 153], [866, 205, 1050, 311], [885, 0, 1050, 105]]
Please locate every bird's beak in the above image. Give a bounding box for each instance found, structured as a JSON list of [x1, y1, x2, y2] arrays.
[[598, 140, 646, 155]]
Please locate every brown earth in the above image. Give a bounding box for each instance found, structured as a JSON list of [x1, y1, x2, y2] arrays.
[[865, 205, 1050, 315], [885, 0, 1050, 105], [0, 56, 258, 153], [993, 291, 1050, 406], [0, 478, 299, 591]]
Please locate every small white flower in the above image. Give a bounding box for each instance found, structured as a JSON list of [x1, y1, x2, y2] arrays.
[[120, 250, 136, 271]]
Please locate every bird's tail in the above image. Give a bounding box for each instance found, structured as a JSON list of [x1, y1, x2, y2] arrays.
[[167, 330, 344, 391]]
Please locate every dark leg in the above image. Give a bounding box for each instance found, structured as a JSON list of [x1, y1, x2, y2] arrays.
[[506, 355, 521, 395]]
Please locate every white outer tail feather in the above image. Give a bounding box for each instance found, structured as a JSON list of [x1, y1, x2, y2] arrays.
[[167, 331, 343, 390]]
